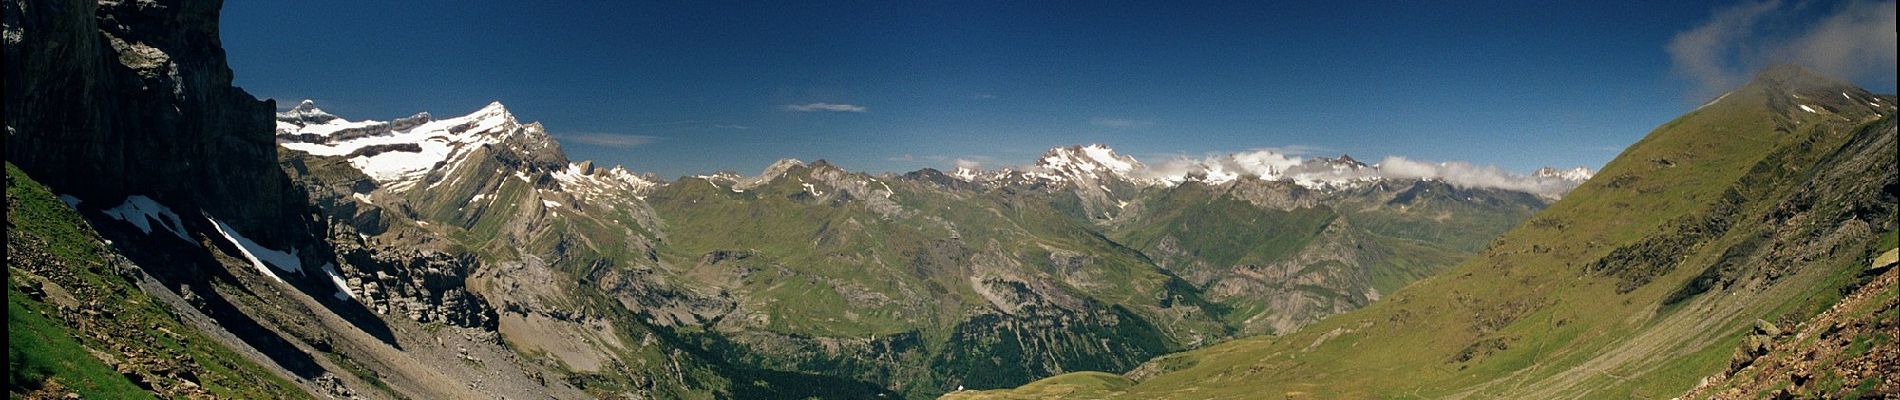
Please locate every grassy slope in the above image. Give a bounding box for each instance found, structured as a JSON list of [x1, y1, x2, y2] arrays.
[[7, 163, 311, 399], [1113, 179, 1520, 332], [955, 70, 1896, 399], [8, 291, 152, 399], [1116, 183, 1337, 270], [1337, 186, 1543, 255]]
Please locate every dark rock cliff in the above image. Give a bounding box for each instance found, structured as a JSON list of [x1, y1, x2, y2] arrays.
[[4, 0, 311, 247]]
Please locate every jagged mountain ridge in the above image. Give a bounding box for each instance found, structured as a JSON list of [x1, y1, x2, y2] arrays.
[[272, 103, 1590, 205], [950, 144, 1590, 196], [275, 100, 660, 196]]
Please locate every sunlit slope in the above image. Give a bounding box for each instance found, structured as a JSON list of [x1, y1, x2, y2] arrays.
[[949, 65, 1898, 399]]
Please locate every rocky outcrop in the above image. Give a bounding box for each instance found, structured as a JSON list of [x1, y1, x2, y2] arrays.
[[1225, 177, 1324, 211], [336, 244, 497, 329], [1683, 257, 1899, 399]]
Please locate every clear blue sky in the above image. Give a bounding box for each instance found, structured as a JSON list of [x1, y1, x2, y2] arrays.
[[222, 1, 1897, 179]]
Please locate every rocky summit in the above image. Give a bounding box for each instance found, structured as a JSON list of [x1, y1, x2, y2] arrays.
[[7, 1, 1895, 400]]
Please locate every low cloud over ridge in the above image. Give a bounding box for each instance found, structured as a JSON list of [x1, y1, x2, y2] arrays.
[[1668, 0, 1897, 100], [1126, 149, 1594, 198]]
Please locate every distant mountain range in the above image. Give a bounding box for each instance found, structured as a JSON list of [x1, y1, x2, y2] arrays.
[[260, 97, 1584, 397]]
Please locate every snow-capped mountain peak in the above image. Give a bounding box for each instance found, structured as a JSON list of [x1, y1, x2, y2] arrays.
[[1030, 144, 1149, 184], [470, 101, 515, 125], [290, 99, 321, 113], [1039, 144, 1139, 173], [949, 166, 979, 181], [1533, 166, 1594, 182], [274, 100, 554, 192], [1311, 154, 1370, 171], [278, 99, 339, 125], [734, 158, 807, 190]]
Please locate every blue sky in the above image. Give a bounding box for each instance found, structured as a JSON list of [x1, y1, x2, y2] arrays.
[[222, 1, 1898, 179]]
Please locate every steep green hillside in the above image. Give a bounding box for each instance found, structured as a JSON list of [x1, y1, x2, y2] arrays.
[[8, 164, 311, 399], [950, 66, 1897, 399]]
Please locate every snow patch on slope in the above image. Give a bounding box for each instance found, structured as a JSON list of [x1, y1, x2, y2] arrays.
[[321, 263, 355, 301], [103, 195, 190, 242], [1079, 144, 1135, 173], [551, 162, 661, 201], [57, 194, 82, 209], [207, 216, 302, 282]]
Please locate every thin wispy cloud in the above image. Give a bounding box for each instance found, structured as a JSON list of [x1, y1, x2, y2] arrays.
[[785, 102, 868, 112], [714, 124, 753, 130], [1668, 0, 1897, 100], [627, 120, 704, 128], [917, 155, 998, 170], [970, 93, 998, 100], [1089, 117, 1153, 128], [562, 133, 659, 148]]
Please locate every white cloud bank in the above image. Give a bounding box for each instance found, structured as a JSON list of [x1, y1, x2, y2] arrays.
[[1127, 149, 1593, 198], [1376, 156, 1588, 197]]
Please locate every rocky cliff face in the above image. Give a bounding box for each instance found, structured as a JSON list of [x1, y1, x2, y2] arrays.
[[5, 0, 312, 247], [6, 2, 604, 399]]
